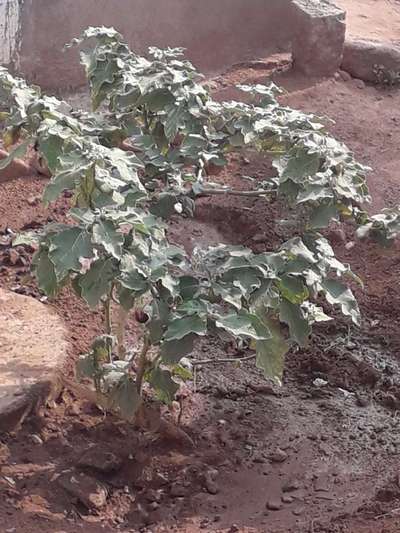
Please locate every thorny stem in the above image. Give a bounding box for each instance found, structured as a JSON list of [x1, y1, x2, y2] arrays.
[[135, 335, 151, 394], [192, 354, 256, 366], [116, 306, 129, 359], [104, 293, 113, 363]]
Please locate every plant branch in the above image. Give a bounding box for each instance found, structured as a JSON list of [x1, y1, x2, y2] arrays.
[[198, 187, 271, 198], [104, 294, 112, 336], [192, 353, 256, 366]]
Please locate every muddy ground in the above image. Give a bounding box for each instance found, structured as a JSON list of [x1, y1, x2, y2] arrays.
[[2, 4, 400, 531]]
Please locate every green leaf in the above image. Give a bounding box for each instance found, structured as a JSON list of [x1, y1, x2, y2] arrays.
[[178, 276, 200, 300], [279, 299, 311, 347], [33, 248, 59, 297], [148, 367, 179, 405], [48, 227, 94, 280], [147, 299, 170, 344], [110, 375, 141, 421], [78, 257, 117, 308], [160, 333, 196, 364], [38, 133, 64, 172], [321, 279, 361, 326], [279, 149, 320, 183], [138, 88, 175, 112], [92, 218, 124, 259], [309, 203, 339, 229], [215, 313, 270, 340], [164, 315, 207, 341], [0, 139, 31, 170]]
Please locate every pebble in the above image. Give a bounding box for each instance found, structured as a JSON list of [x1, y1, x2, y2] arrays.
[[282, 495, 294, 504], [31, 434, 44, 445], [252, 233, 267, 243], [338, 70, 352, 82], [283, 478, 301, 492], [355, 79, 366, 89], [170, 483, 186, 497], [266, 498, 283, 511], [205, 479, 219, 495], [269, 448, 288, 463]]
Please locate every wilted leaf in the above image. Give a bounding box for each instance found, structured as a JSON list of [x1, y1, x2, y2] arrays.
[[147, 367, 179, 405], [110, 375, 141, 421]]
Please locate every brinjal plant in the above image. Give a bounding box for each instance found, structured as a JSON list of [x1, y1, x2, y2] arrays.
[[1, 27, 393, 429]]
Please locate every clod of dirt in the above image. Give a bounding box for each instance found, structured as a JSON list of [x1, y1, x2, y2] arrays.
[[78, 447, 123, 473], [57, 471, 108, 509]]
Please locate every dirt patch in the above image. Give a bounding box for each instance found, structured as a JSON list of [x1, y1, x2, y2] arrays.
[[2, 62, 400, 533], [337, 0, 400, 42]]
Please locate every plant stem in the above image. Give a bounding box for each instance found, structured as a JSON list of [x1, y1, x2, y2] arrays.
[[136, 335, 151, 394], [116, 306, 129, 359], [104, 294, 112, 335], [199, 187, 271, 198], [192, 354, 256, 366]]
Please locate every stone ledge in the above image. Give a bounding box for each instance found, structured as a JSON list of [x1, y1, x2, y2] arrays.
[[0, 289, 68, 432], [342, 39, 400, 82], [291, 0, 346, 77]]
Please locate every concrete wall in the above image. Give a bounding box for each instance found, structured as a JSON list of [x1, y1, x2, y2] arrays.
[[1, 0, 346, 91], [17, 0, 288, 90], [0, 0, 21, 66]]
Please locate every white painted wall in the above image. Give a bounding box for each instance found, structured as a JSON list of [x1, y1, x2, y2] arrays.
[[0, 0, 21, 65]]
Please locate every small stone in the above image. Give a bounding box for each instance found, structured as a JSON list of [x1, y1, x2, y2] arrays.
[[269, 448, 288, 463], [27, 195, 41, 206], [78, 447, 122, 473], [283, 478, 301, 492], [205, 478, 219, 495], [148, 501, 159, 511], [57, 471, 108, 509], [8, 249, 21, 266], [355, 79, 366, 89], [282, 495, 294, 504], [266, 498, 283, 511], [228, 525, 240, 533], [338, 70, 352, 82], [31, 434, 43, 445], [293, 508, 304, 516], [252, 233, 267, 244], [146, 489, 162, 503], [65, 403, 80, 416], [334, 72, 341, 81]]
